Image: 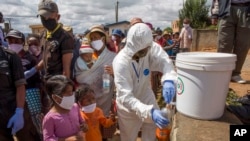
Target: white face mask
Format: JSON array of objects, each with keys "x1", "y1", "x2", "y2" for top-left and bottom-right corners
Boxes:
[
  {"x1": 91, "y1": 39, "x2": 104, "y2": 51},
  {"x1": 183, "y1": 24, "x2": 189, "y2": 28},
  {"x1": 81, "y1": 103, "x2": 96, "y2": 113},
  {"x1": 55, "y1": 94, "x2": 75, "y2": 110},
  {"x1": 9, "y1": 44, "x2": 23, "y2": 53},
  {"x1": 155, "y1": 35, "x2": 161, "y2": 40},
  {"x1": 29, "y1": 45, "x2": 41, "y2": 56}
]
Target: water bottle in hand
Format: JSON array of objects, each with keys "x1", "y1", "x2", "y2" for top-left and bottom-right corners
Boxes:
[{"x1": 103, "y1": 66, "x2": 110, "y2": 94}]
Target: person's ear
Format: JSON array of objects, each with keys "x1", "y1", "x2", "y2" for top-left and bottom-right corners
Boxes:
[
  {"x1": 52, "y1": 94, "x2": 62, "y2": 103},
  {"x1": 57, "y1": 14, "x2": 61, "y2": 21}
]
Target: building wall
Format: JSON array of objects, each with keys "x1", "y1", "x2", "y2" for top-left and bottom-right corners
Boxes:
[
  {"x1": 172, "y1": 20, "x2": 180, "y2": 33},
  {"x1": 191, "y1": 29, "x2": 218, "y2": 51},
  {"x1": 107, "y1": 23, "x2": 130, "y2": 36},
  {"x1": 29, "y1": 24, "x2": 45, "y2": 35}
]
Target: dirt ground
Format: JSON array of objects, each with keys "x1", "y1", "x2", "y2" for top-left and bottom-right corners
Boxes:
[
  {"x1": 227, "y1": 50, "x2": 250, "y2": 97},
  {"x1": 202, "y1": 48, "x2": 250, "y2": 97},
  {"x1": 229, "y1": 71, "x2": 250, "y2": 97}
]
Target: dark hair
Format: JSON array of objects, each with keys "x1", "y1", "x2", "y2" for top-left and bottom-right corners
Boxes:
[
  {"x1": 45, "y1": 75, "x2": 75, "y2": 98},
  {"x1": 27, "y1": 33, "x2": 40, "y2": 41},
  {"x1": 174, "y1": 32, "x2": 180, "y2": 36},
  {"x1": 75, "y1": 83, "x2": 94, "y2": 102}
]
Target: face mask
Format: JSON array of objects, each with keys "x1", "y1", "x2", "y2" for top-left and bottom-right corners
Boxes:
[
  {"x1": 91, "y1": 39, "x2": 104, "y2": 51},
  {"x1": 111, "y1": 35, "x2": 116, "y2": 41},
  {"x1": 9, "y1": 44, "x2": 23, "y2": 53},
  {"x1": 55, "y1": 94, "x2": 75, "y2": 110},
  {"x1": 81, "y1": 103, "x2": 96, "y2": 113},
  {"x1": 41, "y1": 18, "x2": 57, "y2": 31},
  {"x1": 29, "y1": 45, "x2": 41, "y2": 56},
  {"x1": 155, "y1": 35, "x2": 161, "y2": 40},
  {"x1": 133, "y1": 47, "x2": 150, "y2": 60},
  {"x1": 183, "y1": 24, "x2": 189, "y2": 28}
]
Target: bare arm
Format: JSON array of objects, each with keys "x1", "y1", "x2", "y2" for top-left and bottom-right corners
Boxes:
[
  {"x1": 16, "y1": 84, "x2": 26, "y2": 108},
  {"x1": 163, "y1": 42, "x2": 176, "y2": 51},
  {"x1": 211, "y1": 0, "x2": 219, "y2": 25},
  {"x1": 35, "y1": 60, "x2": 44, "y2": 71},
  {"x1": 62, "y1": 53, "x2": 73, "y2": 78},
  {"x1": 58, "y1": 131, "x2": 84, "y2": 141}
]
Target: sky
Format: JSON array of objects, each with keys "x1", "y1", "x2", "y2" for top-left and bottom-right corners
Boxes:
[{"x1": 0, "y1": 0, "x2": 212, "y2": 34}]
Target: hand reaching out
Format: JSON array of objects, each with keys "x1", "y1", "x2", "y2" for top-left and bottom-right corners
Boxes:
[
  {"x1": 109, "y1": 111, "x2": 116, "y2": 122},
  {"x1": 80, "y1": 123, "x2": 88, "y2": 133}
]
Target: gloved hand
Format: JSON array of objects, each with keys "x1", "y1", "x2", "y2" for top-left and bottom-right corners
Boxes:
[
  {"x1": 151, "y1": 108, "x2": 169, "y2": 129},
  {"x1": 162, "y1": 80, "x2": 176, "y2": 104},
  {"x1": 24, "y1": 67, "x2": 37, "y2": 79},
  {"x1": 7, "y1": 108, "x2": 24, "y2": 134}
]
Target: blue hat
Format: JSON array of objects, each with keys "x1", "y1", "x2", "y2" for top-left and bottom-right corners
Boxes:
[{"x1": 112, "y1": 29, "x2": 123, "y2": 37}]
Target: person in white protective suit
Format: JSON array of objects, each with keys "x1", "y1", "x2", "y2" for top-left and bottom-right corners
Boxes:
[{"x1": 113, "y1": 23, "x2": 177, "y2": 141}]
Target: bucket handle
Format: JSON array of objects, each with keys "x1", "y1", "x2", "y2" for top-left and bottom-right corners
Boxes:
[
  {"x1": 177, "y1": 62, "x2": 206, "y2": 70},
  {"x1": 176, "y1": 61, "x2": 235, "y2": 71}
]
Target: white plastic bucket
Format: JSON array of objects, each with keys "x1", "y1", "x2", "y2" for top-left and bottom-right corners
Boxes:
[{"x1": 175, "y1": 52, "x2": 236, "y2": 120}]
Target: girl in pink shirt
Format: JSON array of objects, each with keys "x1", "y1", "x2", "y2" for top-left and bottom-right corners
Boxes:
[{"x1": 42, "y1": 75, "x2": 88, "y2": 141}]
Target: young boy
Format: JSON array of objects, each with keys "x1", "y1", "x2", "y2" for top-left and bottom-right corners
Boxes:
[{"x1": 75, "y1": 84, "x2": 116, "y2": 141}]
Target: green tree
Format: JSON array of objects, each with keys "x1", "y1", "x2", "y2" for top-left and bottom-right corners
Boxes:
[
  {"x1": 163, "y1": 27, "x2": 173, "y2": 34},
  {"x1": 179, "y1": 0, "x2": 210, "y2": 29}
]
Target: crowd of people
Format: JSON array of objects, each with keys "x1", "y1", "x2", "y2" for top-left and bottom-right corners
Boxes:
[{"x1": 0, "y1": 0, "x2": 250, "y2": 141}]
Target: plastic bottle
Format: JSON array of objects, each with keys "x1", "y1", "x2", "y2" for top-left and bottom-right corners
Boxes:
[
  {"x1": 102, "y1": 69, "x2": 110, "y2": 94},
  {"x1": 156, "y1": 106, "x2": 173, "y2": 141}
]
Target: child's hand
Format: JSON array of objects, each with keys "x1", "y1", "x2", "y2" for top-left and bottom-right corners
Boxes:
[
  {"x1": 59, "y1": 132, "x2": 84, "y2": 141},
  {"x1": 80, "y1": 123, "x2": 88, "y2": 133},
  {"x1": 109, "y1": 111, "x2": 116, "y2": 122}
]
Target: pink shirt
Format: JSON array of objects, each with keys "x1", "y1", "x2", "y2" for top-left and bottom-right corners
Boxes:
[{"x1": 43, "y1": 103, "x2": 84, "y2": 141}]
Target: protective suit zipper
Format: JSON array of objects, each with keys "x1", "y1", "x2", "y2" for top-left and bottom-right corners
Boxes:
[{"x1": 132, "y1": 62, "x2": 140, "y2": 82}]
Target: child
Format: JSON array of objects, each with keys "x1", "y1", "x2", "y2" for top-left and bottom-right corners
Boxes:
[
  {"x1": 171, "y1": 32, "x2": 180, "y2": 60},
  {"x1": 75, "y1": 39, "x2": 96, "y2": 75},
  {"x1": 43, "y1": 75, "x2": 88, "y2": 141},
  {"x1": 75, "y1": 84, "x2": 116, "y2": 141}
]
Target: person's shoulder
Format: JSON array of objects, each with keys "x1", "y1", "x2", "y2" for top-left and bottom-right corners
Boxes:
[
  {"x1": 152, "y1": 41, "x2": 162, "y2": 48},
  {"x1": 59, "y1": 27, "x2": 73, "y2": 39},
  {"x1": 95, "y1": 107, "x2": 104, "y2": 114},
  {"x1": 95, "y1": 107, "x2": 102, "y2": 112},
  {"x1": 107, "y1": 48, "x2": 117, "y2": 57},
  {"x1": 2, "y1": 47, "x2": 16, "y2": 55},
  {"x1": 44, "y1": 110, "x2": 60, "y2": 120},
  {"x1": 1, "y1": 47, "x2": 18, "y2": 58}
]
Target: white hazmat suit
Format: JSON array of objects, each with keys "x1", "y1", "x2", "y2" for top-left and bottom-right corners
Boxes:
[{"x1": 113, "y1": 23, "x2": 177, "y2": 141}]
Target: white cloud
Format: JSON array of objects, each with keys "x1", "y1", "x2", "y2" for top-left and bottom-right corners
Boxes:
[{"x1": 0, "y1": 0, "x2": 212, "y2": 33}]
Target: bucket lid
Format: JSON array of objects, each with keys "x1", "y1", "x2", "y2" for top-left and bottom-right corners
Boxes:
[{"x1": 176, "y1": 52, "x2": 236, "y2": 63}]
